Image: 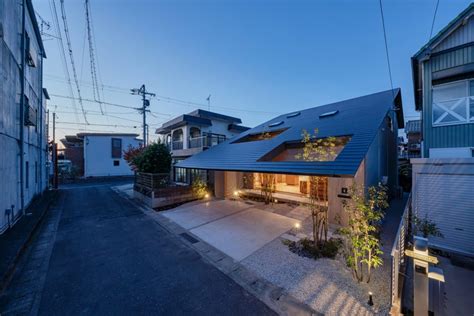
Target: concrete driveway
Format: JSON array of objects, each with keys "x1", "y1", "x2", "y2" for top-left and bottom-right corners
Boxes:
[{"x1": 163, "y1": 200, "x2": 299, "y2": 261}]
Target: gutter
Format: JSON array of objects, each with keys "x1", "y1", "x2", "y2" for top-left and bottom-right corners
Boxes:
[{"x1": 19, "y1": 0, "x2": 26, "y2": 216}]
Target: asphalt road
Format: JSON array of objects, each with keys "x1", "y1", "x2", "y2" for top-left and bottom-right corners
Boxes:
[{"x1": 2, "y1": 180, "x2": 275, "y2": 315}]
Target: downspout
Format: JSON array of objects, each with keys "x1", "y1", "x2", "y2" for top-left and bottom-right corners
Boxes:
[
  {"x1": 39, "y1": 51, "x2": 43, "y2": 195},
  {"x1": 19, "y1": 0, "x2": 26, "y2": 216}
]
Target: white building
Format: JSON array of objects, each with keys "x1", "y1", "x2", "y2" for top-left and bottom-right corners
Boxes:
[
  {"x1": 62, "y1": 133, "x2": 142, "y2": 178},
  {"x1": 155, "y1": 109, "x2": 249, "y2": 183},
  {"x1": 0, "y1": 0, "x2": 48, "y2": 234}
]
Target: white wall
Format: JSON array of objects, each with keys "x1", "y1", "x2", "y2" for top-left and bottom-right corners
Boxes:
[
  {"x1": 429, "y1": 147, "x2": 473, "y2": 158},
  {"x1": 84, "y1": 135, "x2": 141, "y2": 177}
]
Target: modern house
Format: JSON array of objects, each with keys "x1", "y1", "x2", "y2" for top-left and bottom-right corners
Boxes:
[
  {"x1": 0, "y1": 0, "x2": 48, "y2": 234},
  {"x1": 178, "y1": 89, "x2": 403, "y2": 226},
  {"x1": 411, "y1": 4, "x2": 474, "y2": 256},
  {"x1": 61, "y1": 133, "x2": 142, "y2": 178},
  {"x1": 156, "y1": 109, "x2": 249, "y2": 183},
  {"x1": 404, "y1": 120, "x2": 421, "y2": 158}
]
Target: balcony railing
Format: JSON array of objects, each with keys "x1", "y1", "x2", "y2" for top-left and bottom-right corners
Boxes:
[
  {"x1": 189, "y1": 135, "x2": 226, "y2": 149},
  {"x1": 433, "y1": 96, "x2": 474, "y2": 126},
  {"x1": 172, "y1": 141, "x2": 183, "y2": 150}
]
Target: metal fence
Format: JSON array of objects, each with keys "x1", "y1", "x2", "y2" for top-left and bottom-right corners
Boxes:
[{"x1": 390, "y1": 193, "x2": 412, "y2": 315}]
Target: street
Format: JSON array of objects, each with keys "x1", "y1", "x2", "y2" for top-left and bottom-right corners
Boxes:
[{"x1": 0, "y1": 180, "x2": 274, "y2": 315}]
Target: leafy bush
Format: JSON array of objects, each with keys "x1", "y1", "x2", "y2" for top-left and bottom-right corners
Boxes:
[
  {"x1": 192, "y1": 178, "x2": 208, "y2": 199},
  {"x1": 413, "y1": 214, "x2": 444, "y2": 238},
  {"x1": 124, "y1": 142, "x2": 171, "y2": 174}
]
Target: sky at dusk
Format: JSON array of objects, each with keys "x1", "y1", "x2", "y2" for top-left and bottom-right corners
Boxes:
[{"x1": 33, "y1": 0, "x2": 473, "y2": 142}]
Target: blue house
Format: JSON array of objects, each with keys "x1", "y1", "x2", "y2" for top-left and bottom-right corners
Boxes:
[
  {"x1": 411, "y1": 4, "x2": 474, "y2": 256},
  {"x1": 412, "y1": 3, "x2": 474, "y2": 158},
  {"x1": 178, "y1": 89, "x2": 403, "y2": 226}
]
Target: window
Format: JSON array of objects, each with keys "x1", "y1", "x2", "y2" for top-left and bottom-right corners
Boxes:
[
  {"x1": 111, "y1": 138, "x2": 122, "y2": 158},
  {"x1": 232, "y1": 128, "x2": 288, "y2": 144},
  {"x1": 113, "y1": 160, "x2": 120, "y2": 166},
  {"x1": 432, "y1": 80, "x2": 474, "y2": 126}
]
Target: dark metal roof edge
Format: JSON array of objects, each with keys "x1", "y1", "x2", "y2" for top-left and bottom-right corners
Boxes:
[{"x1": 189, "y1": 109, "x2": 242, "y2": 124}]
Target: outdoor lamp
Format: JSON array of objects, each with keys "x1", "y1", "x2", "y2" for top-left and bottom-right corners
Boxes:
[
  {"x1": 368, "y1": 292, "x2": 374, "y2": 306},
  {"x1": 233, "y1": 190, "x2": 239, "y2": 197},
  {"x1": 204, "y1": 193, "x2": 210, "y2": 199},
  {"x1": 294, "y1": 223, "x2": 301, "y2": 229}
]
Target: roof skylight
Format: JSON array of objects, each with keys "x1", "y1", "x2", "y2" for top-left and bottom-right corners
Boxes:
[
  {"x1": 286, "y1": 112, "x2": 300, "y2": 118},
  {"x1": 319, "y1": 110, "x2": 339, "y2": 118},
  {"x1": 268, "y1": 121, "x2": 284, "y2": 127}
]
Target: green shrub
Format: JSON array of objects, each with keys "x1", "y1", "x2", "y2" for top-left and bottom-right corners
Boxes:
[
  {"x1": 192, "y1": 178, "x2": 208, "y2": 199},
  {"x1": 290, "y1": 237, "x2": 342, "y2": 259},
  {"x1": 133, "y1": 142, "x2": 171, "y2": 174}
]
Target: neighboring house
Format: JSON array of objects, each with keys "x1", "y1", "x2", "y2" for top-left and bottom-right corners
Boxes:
[
  {"x1": 156, "y1": 109, "x2": 250, "y2": 183},
  {"x1": 411, "y1": 4, "x2": 474, "y2": 256},
  {"x1": 178, "y1": 89, "x2": 404, "y2": 226},
  {"x1": 404, "y1": 120, "x2": 421, "y2": 158},
  {"x1": 61, "y1": 133, "x2": 142, "y2": 178},
  {"x1": 0, "y1": 0, "x2": 48, "y2": 234}
]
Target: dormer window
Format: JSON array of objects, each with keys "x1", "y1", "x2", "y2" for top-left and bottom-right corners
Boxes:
[{"x1": 319, "y1": 110, "x2": 338, "y2": 118}]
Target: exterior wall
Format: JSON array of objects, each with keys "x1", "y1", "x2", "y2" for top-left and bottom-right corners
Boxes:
[
  {"x1": 328, "y1": 160, "x2": 365, "y2": 227},
  {"x1": 411, "y1": 158, "x2": 474, "y2": 255},
  {"x1": 432, "y1": 17, "x2": 474, "y2": 53},
  {"x1": 422, "y1": 45, "x2": 474, "y2": 157},
  {"x1": 83, "y1": 136, "x2": 140, "y2": 177},
  {"x1": 364, "y1": 112, "x2": 399, "y2": 194},
  {"x1": 0, "y1": 0, "x2": 47, "y2": 234}
]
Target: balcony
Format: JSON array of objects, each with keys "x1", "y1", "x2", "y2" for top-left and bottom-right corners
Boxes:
[
  {"x1": 172, "y1": 141, "x2": 183, "y2": 150},
  {"x1": 189, "y1": 134, "x2": 226, "y2": 149}
]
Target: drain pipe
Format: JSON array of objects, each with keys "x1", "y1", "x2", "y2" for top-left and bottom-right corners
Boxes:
[{"x1": 19, "y1": 0, "x2": 26, "y2": 216}]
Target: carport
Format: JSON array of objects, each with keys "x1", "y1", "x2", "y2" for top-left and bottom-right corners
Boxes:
[{"x1": 162, "y1": 200, "x2": 299, "y2": 261}]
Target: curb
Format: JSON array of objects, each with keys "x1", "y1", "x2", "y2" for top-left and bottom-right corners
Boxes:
[
  {"x1": 0, "y1": 190, "x2": 59, "y2": 295},
  {"x1": 112, "y1": 187, "x2": 320, "y2": 316}
]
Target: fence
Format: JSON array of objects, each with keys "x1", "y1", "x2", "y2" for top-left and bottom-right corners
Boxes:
[
  {"x1": 134, "y1": 172, "x2": 170, "y2": 196},
  {"x1": 390, "y1": 192, "x2": 412, "y2": 315}
]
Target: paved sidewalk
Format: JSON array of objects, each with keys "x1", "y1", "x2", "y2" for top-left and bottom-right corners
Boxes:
[{"x1": 0, "y1": 190, "x2": 58, "y2": 294}]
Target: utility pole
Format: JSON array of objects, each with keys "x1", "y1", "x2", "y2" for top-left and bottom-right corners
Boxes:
[
  {"x1": 207, "y1": 94, "x2": 211, "y2": 111},
  {"x1": 52, "y1": 112, "x2": 58, "y2": 189},
  {"x1": 131, "y1": 84, "x2": 155, "y2": 146}
]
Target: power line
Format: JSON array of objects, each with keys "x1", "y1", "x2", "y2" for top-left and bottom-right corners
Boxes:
[
  {"x1": 50, "y1": 93, "x2": 137, "y2": 109},
  {"x1": 57, "y1": 121, "x2": 138, "y2": 128},
  {"x1": 378, "y1": 0, "x2": 395, "y2": 97},
  {"x1": 49, "y1": 0, "x2": 80, "y2": 123},
  {"x1": 429, "y1": 0, "x2": 440, "y2": 40},
  {"x1": 85, "y1": 0, "x2": 104, "y2": 113},
  {"x1": 58, "y1": 0, "x2": 89, "y2": 123}
]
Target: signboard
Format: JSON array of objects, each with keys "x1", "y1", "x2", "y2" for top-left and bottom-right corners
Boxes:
[{"x1": 405, "y1": 250, "x2": 439, "y2": 264}]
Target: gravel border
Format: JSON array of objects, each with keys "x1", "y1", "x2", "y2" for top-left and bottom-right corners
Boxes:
[{"x1": 241, "y1": 214, "x2": 391, "y2": 316}]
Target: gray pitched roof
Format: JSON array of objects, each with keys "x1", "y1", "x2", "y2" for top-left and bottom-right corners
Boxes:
[
  {"x1": 177, "y1": 89, "x2": 403, "y2": 177},
  {"x1": 405, "y1": 120, "x2": 421, "y2": 134}
]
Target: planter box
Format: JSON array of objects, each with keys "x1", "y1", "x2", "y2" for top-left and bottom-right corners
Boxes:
[{"x1": 133, "y1": 172, "x2": 194, "y2": 208}]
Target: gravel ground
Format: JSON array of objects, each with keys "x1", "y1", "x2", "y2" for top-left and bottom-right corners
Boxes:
[{"x1": 241, "y1": 215, "x2": 391, "y2": 316}]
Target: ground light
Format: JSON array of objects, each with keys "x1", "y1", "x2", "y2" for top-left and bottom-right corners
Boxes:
[
  {"x1": 204, "y1": 193, "x2": 210, "y2": 199},
  {"x1": 368, "y1": 292, "x2": 374, "y2": 306},
  {"x1": 294, "y1": 222, "x2": 301, "y2": 229},
  {"x1": 233, "y1": 190, "x2": 239, "y2": 197}
]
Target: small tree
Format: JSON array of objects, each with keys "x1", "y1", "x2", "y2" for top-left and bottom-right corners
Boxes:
[
  {"x1": 340, "y1": 183, "x2": 388, "y2": 283},
  {"x1": 295, "y1": 129, "x2": 338, "y2": 247},
  {"x1": 192, "y1": 178, "x2": 208, "y2": 199},
  {"x1": 124, "y1": 142, "x2": 171, "y2": 174},
  {"x1": 260, "y1": 173, "x2": 275, "y2": 204}
]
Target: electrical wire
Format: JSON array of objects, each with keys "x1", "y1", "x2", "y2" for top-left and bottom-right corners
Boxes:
[
  {"x1": 378, "y1": 0, "x2": 395, "y2": 98},
  {"x1": 49, "y1": 0, "x2": 80, "y2": 123},
  {"x1": 58, "y1": 0, "x2": 89, "y2": 123},
  {"x1": 429, "y1": 0, "x2": 440, "y2": 40}
]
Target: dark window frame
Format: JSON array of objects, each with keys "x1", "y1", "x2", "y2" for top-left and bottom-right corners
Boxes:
[{"x1": 111, "y1": 138, "x2": 122, "y2": 158}]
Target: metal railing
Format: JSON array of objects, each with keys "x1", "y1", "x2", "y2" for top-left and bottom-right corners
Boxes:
[
  {"x1": 172, "y1": 141, "x2": 183, "y2": 150},
  {"x1": 390, "y1": 193, "x2": 412, "y2": 315},
  {"x1": 188, "y1": 135, "x2": 226, "y2": 149}
]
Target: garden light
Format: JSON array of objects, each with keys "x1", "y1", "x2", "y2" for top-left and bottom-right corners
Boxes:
[
  {"x1": 294, "y1": 222, "x2": 300, "y2": 229},
  {"x1": 233, "y1": 190, "x2": 239, "y2": 197},
  {"x1": 204, "y1": 193, "x2": 210, "y2": 199},
  {"x1": 368, "y1": 292, "x2": 374, "y2": 306}
]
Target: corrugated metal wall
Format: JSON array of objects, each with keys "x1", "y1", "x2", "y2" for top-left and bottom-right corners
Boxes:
[
  {"x1": 422, "y1": 42, "x2": 474, "y2": 157},
  {"x1": 432, "y1": 17, "x2": 474, "y2": 53},
  {"x1": 413, "y1": 166, "x2": 474, "y2": 256}
]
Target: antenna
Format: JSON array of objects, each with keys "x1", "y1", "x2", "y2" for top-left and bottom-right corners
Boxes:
[{"x1": 206, "y1": 94, "x2": 211, "y2": 111}]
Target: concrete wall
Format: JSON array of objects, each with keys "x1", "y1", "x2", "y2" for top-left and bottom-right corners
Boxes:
[
  {"x1": 0, "y1": 0, "x2": 47, "y2": 234},
  {"x1": 83, "y1": 135, "x2": 140, "y2": 177}
]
